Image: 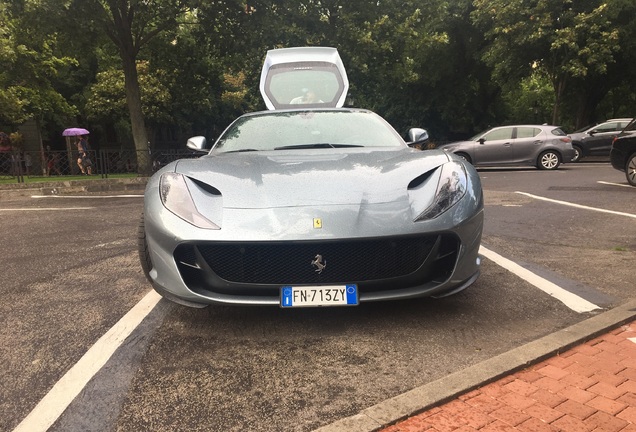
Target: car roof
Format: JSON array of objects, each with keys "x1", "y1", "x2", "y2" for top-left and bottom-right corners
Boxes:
[
  {"x1": 240, "y1": 107, "x2": 371, "y2": 116},
  {"x1": 489, "y1": 124, "x2": 561, "y2": 129},
  {"x1": 259, "y1": 47, "x2": 349, "y2": 110}
]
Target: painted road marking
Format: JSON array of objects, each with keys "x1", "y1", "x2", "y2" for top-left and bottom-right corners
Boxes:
[
  {"x1": 0, "y1": 207, "x2": 95, "y2": 211},
  {"x1": 516, "y1": 191, "x2": 636, "y2": 219},
  {"x1": 479, "y1": 246, "x2": 601, "y2": 313},
  {"x1": 597, "y1": 181, "x2": 634, "y2": 188},
  {"x1": 12, "y1": 290, "x2": 162, "y2": 432},
  {"x1": 31, "y1": 195, "x2": 143, "y2": 198}
]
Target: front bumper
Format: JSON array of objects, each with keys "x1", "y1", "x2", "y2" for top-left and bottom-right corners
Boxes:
[{"x1": 144, "y1": 206, "x2": 484, "y2": 307}]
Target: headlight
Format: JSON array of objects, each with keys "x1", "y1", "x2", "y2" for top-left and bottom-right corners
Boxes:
[
  {"x1": 159, "y1": 172, "x2": 220, "y2": 229},
  {"x1": 416, "y1": 161, "x2": 467, "y2": 220}
]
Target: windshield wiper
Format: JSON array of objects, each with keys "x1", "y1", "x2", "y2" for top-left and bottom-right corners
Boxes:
[
  {"x1": 275, "y1": 143, "x2": 334, "y2": 150},
  {"x1": 274, "y1": 143, "x2": 363, "y2": 150},
  {"x1": 224, "y1": 148, "x2": 259, "y2": 153}
]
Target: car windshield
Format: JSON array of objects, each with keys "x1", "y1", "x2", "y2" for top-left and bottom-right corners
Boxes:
[
  {"x1": 623, "y1": 118, "x2": 636, "y2": 132},
  {"x1": 212, "y1": 110, "x2": 405, "y2": 152},
  {"x1": 469, "y1": 129, "x2": 489, "y2": 141},
  {"x1": 573, "y1": 124, "x2": 595, "y2": 133}
]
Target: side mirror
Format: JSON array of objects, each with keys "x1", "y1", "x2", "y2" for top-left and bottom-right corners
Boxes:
[
  {"x1": 187, "y1": 136, "x2": 208, "y2": 152},
  {"x1": 407, "y1": 128, "x2": 429, "y2": 147},
  {"x1": 478, "y1": 138, "x2": 486, "y2": 144}
]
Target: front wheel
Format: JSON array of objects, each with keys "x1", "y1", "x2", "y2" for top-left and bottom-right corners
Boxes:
[
  {"x1": 538, "y1": 150, "x2": 561, "y2": 170},
  {"x1": 571, "y1": 145, "x2": 582, "y2": 162},
  {"x1": 627, "y1": 153, "x2": 636, "y2": 186}
]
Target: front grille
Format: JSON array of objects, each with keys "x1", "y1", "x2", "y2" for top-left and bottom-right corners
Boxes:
[{"x1": 174, "y1": 235, "x2": 456, "y2": 288}]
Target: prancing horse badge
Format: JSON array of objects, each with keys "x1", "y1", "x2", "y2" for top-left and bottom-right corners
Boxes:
[
  {"x1": 312, "y1": 254, "x2": 326, "y2": 273},
  {"x1": 313, "y1": 218, "x2": 322, "y2": 229}
]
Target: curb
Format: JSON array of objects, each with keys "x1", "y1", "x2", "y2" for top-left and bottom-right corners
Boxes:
[
  {"x1": 312, "y1": 299, "x2": 636, "y2": 432},
  {"x1": 0, "y1": 177, "x2": 148, "y2": 199}
]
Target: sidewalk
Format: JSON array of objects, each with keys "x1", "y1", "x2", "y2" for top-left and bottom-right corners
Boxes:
[
  {"x1": 0, "y1": 176, "x2": 147, "y2": 199},
  {"x1": 382, "y1": 319, "x2": 636, "y2": 432},
  {"x1": 314, "y1": 301, "x2": 636, "y2": 432}
]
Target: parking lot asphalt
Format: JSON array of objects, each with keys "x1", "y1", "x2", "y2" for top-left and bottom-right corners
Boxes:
[{"x1": 2, "y1": 174, "x2": 635, "y2": 432}]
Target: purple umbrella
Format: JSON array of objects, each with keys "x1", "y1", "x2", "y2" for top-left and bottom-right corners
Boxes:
[{"x1": 62, "y1": 128, "x2": 90, "y2": 136}]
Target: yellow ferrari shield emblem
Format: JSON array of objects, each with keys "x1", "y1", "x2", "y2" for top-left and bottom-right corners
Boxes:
[{"x1": 313, "y1": 218, "x2": 322, "y2": 229}]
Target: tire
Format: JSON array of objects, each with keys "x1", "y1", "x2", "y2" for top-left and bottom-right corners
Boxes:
[
  {"x1": 138, "y1": 213, "x2": 153, "y2": 283},
  {"x1": 627, "y1": 153, "x2": 636, "y2": 186},
  {"x1": 455, "y1": 152, "x2": 472, "y2": 164},
  {"x1": 571, "y1": 145, "x2": 582, "y2": 163},
  {"x1": 537, "y1": 150, "x2": 560, "y2": 170}
]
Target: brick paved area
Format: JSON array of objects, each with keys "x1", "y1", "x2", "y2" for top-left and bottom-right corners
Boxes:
[{"x1": 381, "y1": 320, "x2": 636, "y2": 432}]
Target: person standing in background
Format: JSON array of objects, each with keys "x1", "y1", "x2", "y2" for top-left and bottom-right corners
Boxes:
[{"x1": 76, "y1": 135, "x2": 93, "y2": 175}]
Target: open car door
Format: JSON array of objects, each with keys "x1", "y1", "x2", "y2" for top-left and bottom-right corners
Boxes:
[{"x1": 259, "y1": 47, "x2": 349, "y2": 110}]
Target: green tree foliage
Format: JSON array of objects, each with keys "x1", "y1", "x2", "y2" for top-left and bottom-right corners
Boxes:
[
  {"x1": 0, "y1": 0, "x2": 77, "y2": 129},
  {"x1": 3, "y1": 0, "x2": 636, "y2": 148},
  {"x1": 192, "y1": 0, "x2": 500, "y2": 140},
  {"x1": 472, "y1": 0, "x2": 631, "y2": 128},
  {"x1": 65, "y1": 0, "x2": 193, "y2": 173},
  {"x1": 347, "y1": 0, "x2": 500, "y2": 139},
  {"x1": 144, "y1": 10, "x2": 233, "y2": 138},
  {"x1": 502, "y1": 70, "x2": 555, "y2": 125},
  {"x1": 85, "y1": 61, "x2": 172, "y2": 145}
]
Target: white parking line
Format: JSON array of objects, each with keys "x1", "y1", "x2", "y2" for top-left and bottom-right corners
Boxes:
[
  {"x1": 0, "y1": 207, "x2": 95, "y2": 211},
  {"x1": 31, "y1": 195, "x2": 143, "y2": 198},
  {"x1": 12, "y1": 290, "x2": 162, "y2": 432},
  {"x1": 479, "y1": 246, "x2": 601, "y2": 313},
  {"x1": 597, "y1": 180, "x2": 633, "y2": 188},
  {"x1": 516, "y1": 191, "x2": 636, "y2": 219}
]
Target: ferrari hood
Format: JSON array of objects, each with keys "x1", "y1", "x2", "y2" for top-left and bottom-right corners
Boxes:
[{"x1": 174, "y1": 149, "x2": 451, "y2": 209}]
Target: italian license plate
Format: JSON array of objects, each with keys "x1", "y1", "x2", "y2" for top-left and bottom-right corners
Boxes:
[{"x1": 280, "y1": 285, "x2": 358, "y2": 307}]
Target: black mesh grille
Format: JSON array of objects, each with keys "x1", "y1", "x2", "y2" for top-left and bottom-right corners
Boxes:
[{"x1": 178, "y1": 236, "x2": 439, "y2": 285}]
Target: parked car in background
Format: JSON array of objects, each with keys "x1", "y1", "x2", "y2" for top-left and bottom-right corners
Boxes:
[
  {"x1": 139, "y1": 47, "x2": 484, "y2": 308},
  {"x1": 568, "y1": 118, "x2": 632, "y2": 162},
  {"x1": 610, "y1": 118, "x2": 636, "y2": 186},
  {"x1": 437, "y1": 125, "x2": 574, "y2": 170}
]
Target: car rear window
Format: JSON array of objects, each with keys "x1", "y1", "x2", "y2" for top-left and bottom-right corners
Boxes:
[
  {"x1": 263, "y1": 62, "x2": 345, "y2": 108},
  {"x1": 550, "y1": 128, "x2": 567, "y2": 136}
]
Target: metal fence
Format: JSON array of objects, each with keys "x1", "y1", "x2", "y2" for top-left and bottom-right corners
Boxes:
[{"x1": 0, "y1": 149, "x2": 201, "y2": 183}]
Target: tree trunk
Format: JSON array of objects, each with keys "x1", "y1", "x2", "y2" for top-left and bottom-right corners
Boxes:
[
  {"x1": 120, "y1": 48, "x2": 151, "y2": 175},
  {"x1": 574, "y1": 80, "x2": 608, "y2": 129},
  {"x1": 551, "y1": 75, "x2": 567, "y2": 126}
]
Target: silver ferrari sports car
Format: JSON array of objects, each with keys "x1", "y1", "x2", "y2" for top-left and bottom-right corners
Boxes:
[{"x1": 139, "y1": 47, "x2": 484, "y2": 308}]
